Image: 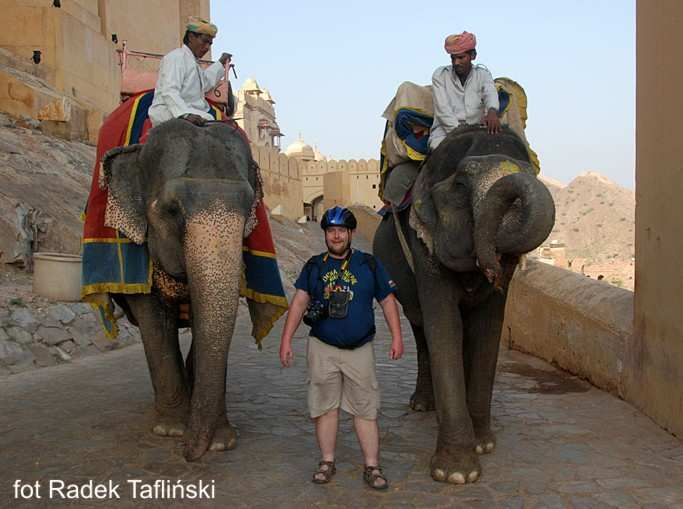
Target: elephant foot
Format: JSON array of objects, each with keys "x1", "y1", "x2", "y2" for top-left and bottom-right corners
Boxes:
[
  {"x1": 473, "y1": 426, "x2": 496, "y2": 455},
  {"x1": 183, "y1": 430, "x2": 211, "y2": 462},
  {"x1": 410, "y1": 388, "x2": 435, "y2": 412},
  {"x1": 430, "y1": 444, "x2": 481, "y2": 485},
  {"x1": 183, "y1": 417, "x2": 237, "y2": 461},
  {"x1": 152, "y1": 412, "x2": 187, "y2": 438},
  {"x1": 209, "y1": 418, "x2": 238, "y2": 452}
]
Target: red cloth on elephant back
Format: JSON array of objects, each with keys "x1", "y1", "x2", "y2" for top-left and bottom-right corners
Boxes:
[{"x1": 81, "y1": 90, "x2": 287, "y2": 344}]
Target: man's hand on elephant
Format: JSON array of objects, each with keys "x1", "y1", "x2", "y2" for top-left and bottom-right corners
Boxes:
[
  {"x1": 181, "y1": 113, "x2": 206, "y2": 126},
  {"x1": 485, "y1": 109, "x2": 501, "y2": 135},
  {"x1": 280, "y1": 339, "x2": 294, "y2": 367},
  {"x1": 389, "y1": 337, "x2": 404, "y2": 360}
]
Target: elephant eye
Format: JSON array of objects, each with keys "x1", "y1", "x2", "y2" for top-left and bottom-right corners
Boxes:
[
  {"x1": 454, "y1": 180, "x2": 468, "y2": 191},
  {"x1": 165, "y1": 201, "x2": 181, "y2": 215},
  {"x1": 152, "y1": 198, "x2": 179, "y2": 216}
]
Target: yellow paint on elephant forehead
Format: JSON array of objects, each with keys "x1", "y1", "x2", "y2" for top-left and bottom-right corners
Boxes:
[{"x1": 498, "y1": 161, "x2": 521, "y2": 174}]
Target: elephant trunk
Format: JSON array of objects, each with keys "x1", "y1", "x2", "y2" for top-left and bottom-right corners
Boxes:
[
  {"x1": 474, "y1": 172, "x2": 555, "y2": 284},
  {"x1": 182, "y1": 202, "x2": 245, "y2": 461}
]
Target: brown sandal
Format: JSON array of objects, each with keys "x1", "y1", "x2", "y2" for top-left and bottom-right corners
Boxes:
[
  {"x1": 312, "y1": 460, "x2": 336, "y2": 484},
  {"x1": 363, "y1": 465, "x2": 389, "y2": 490}
]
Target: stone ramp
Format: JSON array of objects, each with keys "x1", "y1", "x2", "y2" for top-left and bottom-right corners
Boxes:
[{"x1": 1, "y1": 312, "x2": 682, "y2": 509}]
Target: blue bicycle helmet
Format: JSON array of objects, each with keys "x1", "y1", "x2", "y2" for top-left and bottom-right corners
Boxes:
[{"x1": 320, "y1": 206, "x2": 357, "y2": 230}]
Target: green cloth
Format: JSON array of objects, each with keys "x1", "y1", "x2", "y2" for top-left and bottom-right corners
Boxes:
[{"x1": 186, "y1": 16, "x2": 217, "y2": 37}]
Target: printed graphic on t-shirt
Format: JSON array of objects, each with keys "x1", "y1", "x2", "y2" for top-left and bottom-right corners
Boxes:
[{"x1": 322, "y1": 267, "x2": 358, "y2": 301}]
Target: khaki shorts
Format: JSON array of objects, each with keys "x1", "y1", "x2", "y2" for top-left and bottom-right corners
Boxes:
[{"x1": 307, "y1": 337, "x2": 380, "y2": 420}]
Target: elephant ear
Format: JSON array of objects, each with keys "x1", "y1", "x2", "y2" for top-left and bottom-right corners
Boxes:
[
  {"x1": 409, "y1": 160, "x2": 437, "y2": 254},
  {"x1": 101, "y1": 145, "x2": 147, "y2": 244}
]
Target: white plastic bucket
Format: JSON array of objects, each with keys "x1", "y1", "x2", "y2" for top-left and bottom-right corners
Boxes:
[{"x1": 32, "y1": 252, "x2": 82, "y2": 302}]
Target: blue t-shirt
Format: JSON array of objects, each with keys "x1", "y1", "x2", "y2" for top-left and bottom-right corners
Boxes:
[{"x1": 294, "y1": 250, "x2": 397, "y2": 349}]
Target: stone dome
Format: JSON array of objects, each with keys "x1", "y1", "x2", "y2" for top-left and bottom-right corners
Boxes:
[
  {"x1": 285, "y1": 136, "x2": 315, "y2": 160},
  {"x1": 240, "y1": 77, "x2": 261, "y2": 95}
]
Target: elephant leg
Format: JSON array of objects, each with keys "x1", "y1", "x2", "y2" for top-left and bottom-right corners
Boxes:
[
  {"x1": 190, "y1": 335, "x2": 236, "y2": 452},
  {"x1": 409, "y1": 322, "x2": 435, "y2": 412},
  {"x1": 208, "y1": 374, "x2": 238, "y2": 452},
  {"x1": 183, "y1": 301, "x2": 236, "y2": 453},
  {"x1": 125, "y1": 293, "x2": 189, "y2": 437},
  {"x1": 185, "y1": 340, "x2": 195, "y2": 394},
  {"x1": 462, "y1": 290, "x2": 505, "y2": 455},
  {"x1": 416, "y1": 261, "x2": 480, "y2": 484}
]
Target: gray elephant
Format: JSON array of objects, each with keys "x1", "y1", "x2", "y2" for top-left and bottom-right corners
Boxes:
[
  {"x1": 373, "y1": 125, "x2": 555, "y2": 483},
  {"x1": 102, "y1": 119, "x2": 259, "y2": 461}
]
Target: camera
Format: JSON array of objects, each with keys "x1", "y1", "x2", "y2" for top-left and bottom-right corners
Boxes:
[
  {"x1": 328, "y1": 290, "x2": 350, "y2": 319},
  {"x1": 303, "y1": 300, "x2": 327, "y2": 326}
]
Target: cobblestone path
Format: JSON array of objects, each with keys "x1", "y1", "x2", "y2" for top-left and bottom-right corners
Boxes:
[{"x1": 1, "y1": 308, "x2": 683, "y2": 509}]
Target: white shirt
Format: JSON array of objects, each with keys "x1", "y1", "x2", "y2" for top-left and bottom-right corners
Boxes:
[
  {"x1": 148, "y1": 45, "x2": 225, "y2": 126},
  {"x1": 429, "y1": 64, "x2": 499, "y2": 150}
]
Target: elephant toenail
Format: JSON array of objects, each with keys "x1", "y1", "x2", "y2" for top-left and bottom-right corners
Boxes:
[
  {"x1": 448, "y1": 472, "x2": 466, "y2": 484},
  {"x1": 485, "y1": 442, "x2": 494, "y2": 452},
  {"x1": 226, "y1": 438, "x2": 237, "y2": 450},
  {"x1": 153, "y1": 425, "x2": 167, "y2": 435},
  {"x1": 475, "y1": 444, "x2": 484, "y2": 454},
  {"x1": 468, "y1": 471, "x2": 480, "y2": 483},
  {"x1": 432, "y1": 468, "x2": 447, "y2": 481},
  {"x1": 209, "y1": 442, "x2": 224, "y2": 451}
]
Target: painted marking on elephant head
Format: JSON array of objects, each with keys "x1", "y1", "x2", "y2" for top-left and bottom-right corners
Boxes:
[{"x1": 496, "y1": 160, "x2": 522, "y2": 175}]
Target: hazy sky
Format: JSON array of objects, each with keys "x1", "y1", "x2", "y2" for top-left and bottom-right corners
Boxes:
[{"x1": 212, "y1": 1, "x2": 635, "y2": 188}]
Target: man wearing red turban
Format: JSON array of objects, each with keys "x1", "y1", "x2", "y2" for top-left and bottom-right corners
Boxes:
[{"x1": 429, "y1": 31, "x2": 501, "y2": 149}]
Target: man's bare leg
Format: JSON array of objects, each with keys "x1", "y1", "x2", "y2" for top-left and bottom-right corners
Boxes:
[
  {"x1": 313, "y1": 409, "x2": 339, "y2": 482},
  {"x1": 354, "y1": 416, "x2": 387, "y2": 488},
  {"x1": 353, "y1": 416, "x2": 379, "y2": 465}
]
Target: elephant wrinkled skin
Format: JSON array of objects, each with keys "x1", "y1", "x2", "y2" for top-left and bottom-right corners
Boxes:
[
  {"x1": 373, "y1": 125, "x2": 555, "y2": 483},
  {"x1": 102, "y1": 119, "x2": 258, "y2": 461}
]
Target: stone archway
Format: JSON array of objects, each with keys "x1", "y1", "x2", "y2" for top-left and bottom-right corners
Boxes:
[
  {"x1": 312, "y1": 196, "x2": 325, "y2": 222},
  {"x1": 304, "y1": 194, "x2": 324, "y2": 222}
]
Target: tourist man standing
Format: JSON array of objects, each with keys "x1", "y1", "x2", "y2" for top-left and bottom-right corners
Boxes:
[
  {"x1": 430, "y1": 31, "x2": 501, "y2": 150},
  {"x1": 149, "y1": 16, "x2": 231, "y2": 126},
  {"x1": 279, "y1": 206, "x2": 404, "y2": 490}
]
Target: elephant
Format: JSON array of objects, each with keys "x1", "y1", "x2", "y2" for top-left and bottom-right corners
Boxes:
[
  {"x1": 101, "y1": 118, "x2": 259, "y2": 461},
  {"x1": 373, "y1": 125, "x2": 555, "y2": 483}
]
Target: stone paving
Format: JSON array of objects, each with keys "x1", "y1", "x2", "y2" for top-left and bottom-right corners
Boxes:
[{"x1": 1, "y1": 304, "x2": 683, "y2": 509}]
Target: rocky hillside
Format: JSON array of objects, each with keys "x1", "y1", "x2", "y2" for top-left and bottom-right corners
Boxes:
[
  {"x1": 542, "y1": 172, "x2": 635, "y2": 262},
  {"x1": 0, "y1": 113, "x2": 94, "y2": 265}
]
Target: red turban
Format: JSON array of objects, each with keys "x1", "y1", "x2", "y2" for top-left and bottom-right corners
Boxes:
[{"x1": 444, "y1": 32, "x2": 477, "y2": 55}]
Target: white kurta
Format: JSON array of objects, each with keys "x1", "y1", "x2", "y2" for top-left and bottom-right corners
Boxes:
[
  {"x1": 148, "y1": 45, "x2": 225, "y2": 126},
  {"x1": 429, "y1": 64, "x2": 499, "y2": 150}
]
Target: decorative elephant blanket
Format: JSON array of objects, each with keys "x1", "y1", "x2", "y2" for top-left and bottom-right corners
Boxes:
[{"x1": 81, "y1": 90, "x2": 288, "y2": 344}]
